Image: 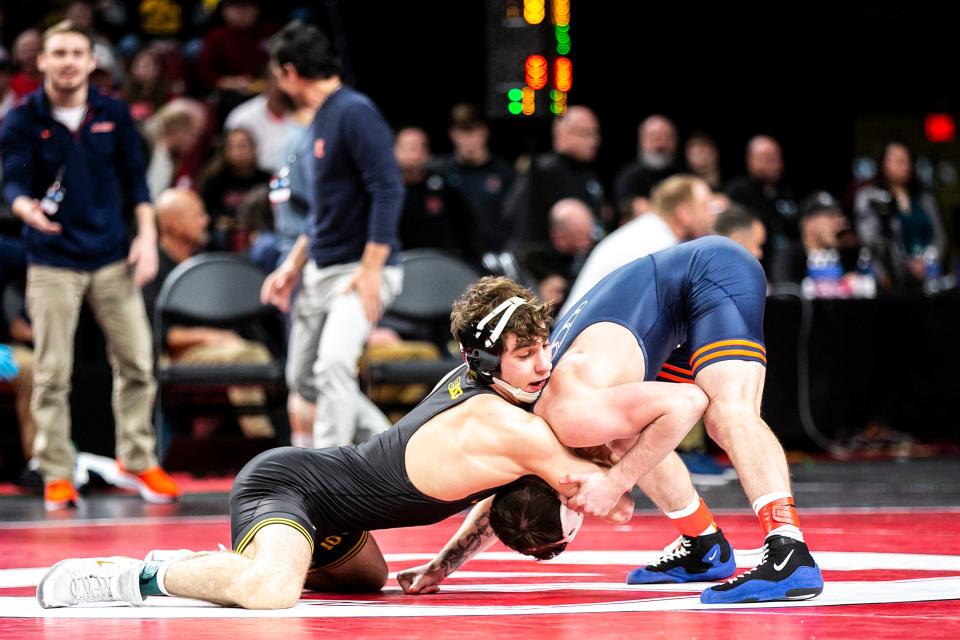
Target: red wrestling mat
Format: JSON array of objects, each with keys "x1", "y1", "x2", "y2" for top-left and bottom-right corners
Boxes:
[{"x1": 1, "y1": 509, "x2": 959, "y2": 639}]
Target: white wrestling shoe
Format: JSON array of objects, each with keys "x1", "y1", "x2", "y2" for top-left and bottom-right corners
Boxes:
[
  {"x1": 143, "y1": 549, "x2": 195, "y2": 563},
  {"x1": 37, "y1": 557, "x2": 144, "y2": 608}
]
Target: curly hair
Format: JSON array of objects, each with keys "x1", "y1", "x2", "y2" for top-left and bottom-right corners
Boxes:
[{"x1": 449, "y1": 276, "x2": 554, "y2": 352}]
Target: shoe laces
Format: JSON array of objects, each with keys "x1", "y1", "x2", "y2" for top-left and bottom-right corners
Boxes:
[
  {"x1": 722, "y1": 542, "x2": 770, "y2": 585},
  {"x1": 650, "y1": 536, "x2": 692, "y2": 567},
  {"x1": 68, "y1": 571, "x2": 115, "y2": 604}
]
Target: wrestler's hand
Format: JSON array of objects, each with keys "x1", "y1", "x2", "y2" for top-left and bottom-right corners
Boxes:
[
  {"x1": 603, "y1": 491, "x2": 635, "y2": 524},
  {"x1": 560, "y1": 471, "x2": 626, "y2": 517},
  {"x1": 396, "y1": 562, "x2": 446, "y2": 595}
]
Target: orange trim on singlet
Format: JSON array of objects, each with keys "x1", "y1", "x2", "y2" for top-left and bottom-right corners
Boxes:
[
  {"x1": 692, "y1": 349, "x2": 767, "y2": 371},
  {"x1": 690, "y1": 339, "x2": 766, "y2": 365},
  {"x1": 657, "y1": 371, "x2": 696, "y2": 384},
  {"x1": 661, "y1": 363, "x2": 694, "y2": 375}
]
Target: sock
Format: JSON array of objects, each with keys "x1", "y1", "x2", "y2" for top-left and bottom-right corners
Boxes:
[
  {"x1": 753, "y1": 492, "x2": 803, "y2": 542},
  {"x1": 665, "y1": 495, "x2": 717, "y2": 537},
  {"x1": 139, "y1": 560, "x2": 172, "y2": 597}
]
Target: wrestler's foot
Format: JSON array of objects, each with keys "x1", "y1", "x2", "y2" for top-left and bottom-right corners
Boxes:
[
  {"x1": 700, "y1": 535, "x2": 823, "y2": 604},
  {"x1": 627, "y1": 529, "x2": 736, "y2": 584},
  {"x1": 37, "y1": 557, "x2": 144, "y2": 608}
]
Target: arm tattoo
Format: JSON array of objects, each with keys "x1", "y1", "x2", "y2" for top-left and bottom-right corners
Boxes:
[{"x1": 436, "y1": 511, "x2": 493, "y2": 575}]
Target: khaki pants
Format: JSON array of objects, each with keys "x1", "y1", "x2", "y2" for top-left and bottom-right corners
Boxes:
[
  {"x1": 172, "y1": 339, "x2": 275, "y2": 437},
  {"x1": 27, "y1": 261, "x2": 158, "y2": 481}
]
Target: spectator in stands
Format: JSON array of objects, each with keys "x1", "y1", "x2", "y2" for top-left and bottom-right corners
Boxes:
[
  {"x1": 258, "y1": 23, "x2": 403, "y2": 450},
  {"x1": 432, "y1": 103, "x2": 516, "y2": 257},
  {"x1": 766, "y1": 191, "x2": 848, "y2": 285},
  {"x1": 237, "y1": 185, "x2": 281, "y2": 273},
  {"x1": 685, "y1": 132, "x2": 722, "y2": 190},
  {"x1": 853, "y1": 141, "x2": 946, "y2": 293},
  {"x1": 143, "y1": 98, "x2": 206, "y2": 199},
  {"x1": 724, "y1": 135, "x2": 799, "y2": 270},
  {"x1": 613, "y1": 114, "x2": 683, "y2": 223},
  {"x1": 516, "y1": 197, "x2": 597, "y2": 308},
  {"x1": 395, "y1": 126, "x2": 472, "y2": 258},
  {"x1": 199, "y1": 0, "x2": 278, "y2": 124},
  {"x1": 269, "y1": 103, "x2": 316, "y2": 265},
  {"x1": 502, "y1": 105, "x2": 607, "y2": 247},
  {"x1": 123, "y1": 47, "x2": 174, "y2": 123},
  {"x1": 560, "y1": 175, "x2": 715, "y2": 316},
  {"x1": 198, "y1": 127, "x2": 271, "y2": 251},
  {"x1": 224, "y1": 76, "x2": 297, "y2": 173},
  {"x1": 713, "y1": 204, "x2": 766, "y2": 260},
  {"x1": 9, "y1": 28, "x2": 41, "y2": 100},
  {"x1": 142, "y1": 188, "x2": 275, "y2": 439},
  {"x1": 1, "y1": 20, "x2": 178, "y2": 510}
]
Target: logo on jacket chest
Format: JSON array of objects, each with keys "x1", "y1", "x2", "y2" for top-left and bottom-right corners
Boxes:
[{"x1": 314, "y1": 139, "x2": 326, "y2": 159}]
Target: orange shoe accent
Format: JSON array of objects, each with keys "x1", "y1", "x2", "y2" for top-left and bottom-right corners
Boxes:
[
  {"x1": 118, "y1": 464, "x2": 180, "y2": 503},
  {"x1": 670, "y1": 498, "x2": 717, "y2": 537},
  {"x1": 44, "y1": 479, "x2": 79, "y2": 511},
  {"x1": 757, "y1": 496, "x2": 800, "y2": 535}
]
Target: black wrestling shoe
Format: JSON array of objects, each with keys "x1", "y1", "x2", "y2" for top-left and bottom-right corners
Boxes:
[
  {"x1": 700, "y1": 534, "x2": 823, "y2": 604},
  {"x1": 627, "y1": 529, "x2": 735, "y2": 584}
]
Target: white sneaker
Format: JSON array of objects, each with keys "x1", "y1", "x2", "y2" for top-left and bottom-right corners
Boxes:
[{"x1": 36, "y1": 557, "x2": 144, "y2": 608}]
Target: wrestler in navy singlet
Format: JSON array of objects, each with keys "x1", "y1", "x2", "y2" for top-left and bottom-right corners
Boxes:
[
  {"x1": 230, "y1": 364, "x2": 500, "y2": 569},
  {"x1": 549, "y1": 236, "x2": 767, "y2": 380}
]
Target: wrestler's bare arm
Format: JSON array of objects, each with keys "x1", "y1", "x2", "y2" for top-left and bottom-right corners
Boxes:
[{"x1": 396, "y1": 496, "x2": 497, "y2": 595}]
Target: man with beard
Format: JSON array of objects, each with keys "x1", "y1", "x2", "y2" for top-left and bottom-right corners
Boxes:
[
  {"x1": 613, "y1": 115, "x2": 684, "y2": 223},
  {"x1": 1, "y1": 20, "x2": 179, "y2": 510}
]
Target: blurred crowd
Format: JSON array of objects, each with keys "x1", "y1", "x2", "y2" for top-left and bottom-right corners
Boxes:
[{"x1": 0, "y1": 1, "x2": 956, "y2": 481}]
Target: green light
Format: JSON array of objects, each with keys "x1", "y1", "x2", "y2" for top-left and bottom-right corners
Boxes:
[
  {"x1": 507, "y1": 88, "x2": 523, "y2": 101},
  {"x1": 556, "y1": 24, "x2": 569, "y2": 33},
  {"x1": 550, "y1": 102, "x2": 563, "y2": 115},
  {"x1": 550, "y1": 89, "x2": 561, "y2": 100},
  {"x1": 557, "y1": 43, "x2": 570, "y2": 54},
  {"x1": 508, "y1": 102, "x2": 523, "y2": 115},
  {"x1": 556, "y1": 32, "x2": 570, "y2": 44}
]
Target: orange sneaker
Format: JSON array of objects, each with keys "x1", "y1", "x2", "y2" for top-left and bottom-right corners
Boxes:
[
  {"x1": 117, "y1": 464, "x2": 180, "y2": 504},
  {"x1": 44, "y1": 479, "x2": 79, "y2": 511}
]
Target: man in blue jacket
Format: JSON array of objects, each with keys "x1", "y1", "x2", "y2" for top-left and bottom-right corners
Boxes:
[
  {"x1": 1, "y1": 20, "x2": 179, "y2": 510},
  {"x1": 260, "y1": 22, "x2": 404, "y2": 450}
]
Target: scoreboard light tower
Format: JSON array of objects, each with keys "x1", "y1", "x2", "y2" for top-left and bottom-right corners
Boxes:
[{"x1": 486, "y1": 0, "x2": 574, "y2": 120}]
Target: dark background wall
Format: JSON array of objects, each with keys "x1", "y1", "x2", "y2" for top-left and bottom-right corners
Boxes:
[{"x1": 335, "y1": 0, "x2": 955, "y2": 200}]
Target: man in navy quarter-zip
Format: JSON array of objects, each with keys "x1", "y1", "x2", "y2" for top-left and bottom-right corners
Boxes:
[
  {"x1": 1, "y1": 20, "x2": 179, "y2": 510},
  {"x1": 259, "y1": 22, "x2": 404, "y2": 451}
]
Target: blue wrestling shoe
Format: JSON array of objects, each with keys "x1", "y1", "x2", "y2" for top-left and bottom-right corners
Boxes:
[
  {"x1": 700, "y1": 534, "x2": 823, "y2": 604},
  {"x1": 627, "y1": 529, "x2": 736, "y2": 584}
]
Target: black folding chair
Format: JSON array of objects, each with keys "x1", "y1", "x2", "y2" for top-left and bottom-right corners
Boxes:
[
  {"x1": 153, "y1": 253, "x2": 286, "y2": 464},
  {"x1": 366, "y1": 249, "x2": 481, "y2": 389}
]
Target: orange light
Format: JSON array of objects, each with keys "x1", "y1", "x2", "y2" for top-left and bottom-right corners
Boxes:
[
  {"x1": 521, "y1": 86, "x2": 536, "y2": 116},
  {"x1": 523, "y1": 0, "x2": 545, "y2": 24},
  {"x1": 525, "y1": 55, "x2": 548, "y2": 90},
  {"x1": 552, "y1": 0, "x2": 570, "y2": 26},
  {"x1": 925, "y1": 113, "x2": 956, "y2": 143},
  {"x1": 554, "y1": 57, "x2": 572, "y2": 92}
]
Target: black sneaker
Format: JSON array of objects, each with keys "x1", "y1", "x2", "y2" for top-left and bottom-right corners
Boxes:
[
  {"x1": 700, "y1": 534, "x2": 823, "y2": 604},
  {"x1": 627, "y1": 529, "x2": 736, "y2": 584}
]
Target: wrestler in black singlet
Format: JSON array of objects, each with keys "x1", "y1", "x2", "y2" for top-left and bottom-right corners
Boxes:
[{"x1": 230, "y1": 364, "x2": 500, "y2": 569}]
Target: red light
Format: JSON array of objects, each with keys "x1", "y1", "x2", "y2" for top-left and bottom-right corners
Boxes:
[
  {"x1": 925, "y1": 113, "x2": 955, "y2": 143},
  {"x1": 525, "y1": 55, "x2": 548, "y2": 90},
  {"x1": 554, "y1": 57, "x2": 572, "y2": 92}
]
